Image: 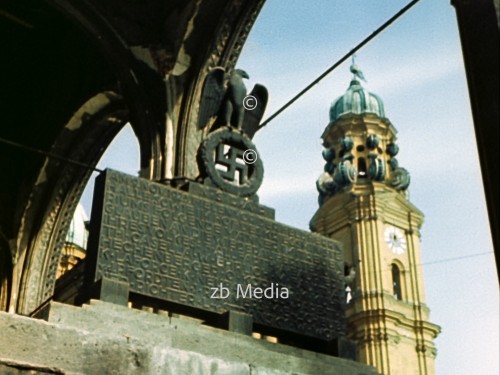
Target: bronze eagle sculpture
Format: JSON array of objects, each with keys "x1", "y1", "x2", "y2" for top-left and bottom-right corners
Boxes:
[{"x1": 198, "y1": 67, "x2": 268, "y2": 139}]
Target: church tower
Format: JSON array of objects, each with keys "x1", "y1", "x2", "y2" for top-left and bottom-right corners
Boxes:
[{"x1": 310, "y1": 63, "x2": 440, "y2": 375}]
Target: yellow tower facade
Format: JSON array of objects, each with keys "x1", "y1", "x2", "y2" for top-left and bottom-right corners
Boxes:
[
  {"x1": 57, "y1": 204, "x2": 88, "y2": 279},
  {"x1": 310, "y1": 67, "x2": 440, "y2": 375}
]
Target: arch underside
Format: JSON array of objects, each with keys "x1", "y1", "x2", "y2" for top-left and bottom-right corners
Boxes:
[{"x1": 0, "y1": 0, "x2": 265, "y2": 314}]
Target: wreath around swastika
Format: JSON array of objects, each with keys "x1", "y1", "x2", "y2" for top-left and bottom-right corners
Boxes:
[{"x1": 198, "y1": 127, "x2": 264, "y2": 196}]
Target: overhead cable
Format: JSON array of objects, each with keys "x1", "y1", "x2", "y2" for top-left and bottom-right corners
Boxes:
[
  {"x1": 259, "y1": 0, "x2": 422, "y2": 128},
  {"x1": 0, "y1": 136, "x2": 103, "y2": 173}
]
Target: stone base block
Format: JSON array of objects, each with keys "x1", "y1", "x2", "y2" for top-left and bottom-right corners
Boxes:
[{"x1": 1, "y1": 301, "x2": 377, "y2": 375}]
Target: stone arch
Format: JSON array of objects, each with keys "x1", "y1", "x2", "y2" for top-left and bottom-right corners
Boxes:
[
  {"x1": 0, "y1": 237, "x2": 12, "y2": 311},
  {"x1": 13, "y1": 91, "x2": 130, "y2": 314},
  {"x1": 48, "y1": 0, "x2": 166, "y2": 178},
  {"x1": 3, "y1": 0, "x2": 168, "y2": 314}
]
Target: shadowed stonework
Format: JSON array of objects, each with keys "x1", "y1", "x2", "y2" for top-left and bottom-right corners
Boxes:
[
  {"x1": 85, "y1": 169, "x2": 345, "y2": 341},
  {"x1": 0, "y1": 300, "x2": 378, "y2": 375}
]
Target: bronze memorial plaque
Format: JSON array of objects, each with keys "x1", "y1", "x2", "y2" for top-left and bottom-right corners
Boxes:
[{"x1": 87, "y1": 169, "x2": 345, "y2": 341}]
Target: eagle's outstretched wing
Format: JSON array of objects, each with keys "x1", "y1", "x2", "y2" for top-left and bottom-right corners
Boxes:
[
  {"x1": 241, "y1": 84, "x2": 268, "y2": 139},
  {"x1": 198, "y1": 67, "x2": 226, "y2": 129}
]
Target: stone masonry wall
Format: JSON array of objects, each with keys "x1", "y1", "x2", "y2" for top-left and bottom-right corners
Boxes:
[{"x1": 0, "y1": 300, "x2": 377, "y2": 375}]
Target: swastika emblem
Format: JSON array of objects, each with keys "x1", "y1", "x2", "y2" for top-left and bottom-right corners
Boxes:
[
  {"x1": 198, "y1": 127, "x2": 263, "y2": 196},
  {"x1": 215, "y1": 143, "x2": 248, "y2": 184}
]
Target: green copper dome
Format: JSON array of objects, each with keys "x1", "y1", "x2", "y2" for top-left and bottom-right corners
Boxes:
[{"x1": 329, "y1": 79, "x2": 385, "y2": 122}]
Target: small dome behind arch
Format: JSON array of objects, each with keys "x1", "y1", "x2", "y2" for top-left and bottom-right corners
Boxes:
[
  {"x1": 65, "y1": 203, "x2": 89, "y2": 250},
  {"x1": 58, "y1": 204, "x2": 89, "y2": 278}
]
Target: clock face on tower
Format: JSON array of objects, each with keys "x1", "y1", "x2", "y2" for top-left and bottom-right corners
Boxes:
[{"x1": 384, "y1": 226, "x2": 407, "y2": 255}]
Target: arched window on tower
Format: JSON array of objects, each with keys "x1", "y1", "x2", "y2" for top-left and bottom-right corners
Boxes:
[
  {"x1": 391, "y1": 264, "x2": 403, "y2": 300},
  {"x1": 344, "y1": 263, "x2": 356, "y2": 304},
  {"x1": 358, "y1": 157, "x2": 367, "y2": 178}
]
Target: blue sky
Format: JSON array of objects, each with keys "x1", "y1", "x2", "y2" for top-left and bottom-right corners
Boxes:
[{"x1": 81, "y1": 1, "x2": 499, "y2": 373}]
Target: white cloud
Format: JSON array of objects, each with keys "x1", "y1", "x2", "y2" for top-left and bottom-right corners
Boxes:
[
  {"x1": 369, "y1": 54, "x2": 465, "y2": 95},
  {"x1": 259, "y1": 172, "x2": 318, "y2": 199}
]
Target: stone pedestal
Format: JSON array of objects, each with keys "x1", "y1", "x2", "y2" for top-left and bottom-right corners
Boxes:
[
  {"x1": 79, "y1": 170, "x2": 347, "y2": 343},
  {"x1": 0, "y1": 301, "x2": 378, "y2": 375}
]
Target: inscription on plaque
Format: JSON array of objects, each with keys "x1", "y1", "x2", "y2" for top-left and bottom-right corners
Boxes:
[{"x1": 87, "y1": 170, "x2": 345, "y2": 340}]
